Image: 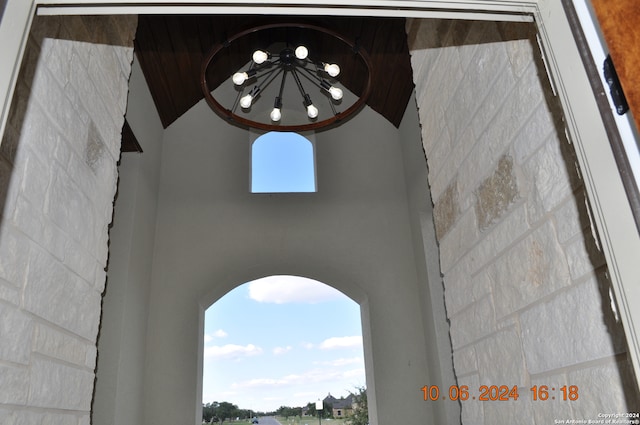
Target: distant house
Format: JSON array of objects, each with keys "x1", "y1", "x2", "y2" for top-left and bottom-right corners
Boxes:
[{"x1": 323, "y1": 393, "x2": 356, "y2": 418}]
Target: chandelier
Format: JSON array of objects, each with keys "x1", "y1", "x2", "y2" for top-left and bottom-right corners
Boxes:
[{"x1": 201, "y1": 23, "x2": 372, "y2": 132}]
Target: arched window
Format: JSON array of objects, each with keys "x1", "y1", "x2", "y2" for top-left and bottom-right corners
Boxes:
[
  {"x1": 202, "y1": 276, "x2": 366, "y2": 415},
  {"x1": 251, "y1": 132, "x2": 316, "y2": 193}
]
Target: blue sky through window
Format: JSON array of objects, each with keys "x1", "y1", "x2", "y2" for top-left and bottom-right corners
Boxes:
[
  {"x1": 251, "y1": 132, "x2": 316, "y2": 193},
  {"x1": 202, "y1": 277, "x2": 365, "y2": 413}
]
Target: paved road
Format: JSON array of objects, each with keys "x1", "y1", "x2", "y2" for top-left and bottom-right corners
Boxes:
[{"x1": 255, "y1": 417, "x2": 281, "y2": 425}]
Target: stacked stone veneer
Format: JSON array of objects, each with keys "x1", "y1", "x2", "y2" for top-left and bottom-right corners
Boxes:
[
  {"x1": 406, "y1": 19, "x2": 639, "y2": 424},
  {"x1": 0, "y1": 15, "x2": 136, "y2": 424}
]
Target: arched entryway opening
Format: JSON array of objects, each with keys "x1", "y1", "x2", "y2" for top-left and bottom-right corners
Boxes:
[
  {"x1": 202, "y1": 275, "x2": 366, "y2": 420},
  {"x1": 196, "y1": 265, "x2": 381, "y2": 425}
]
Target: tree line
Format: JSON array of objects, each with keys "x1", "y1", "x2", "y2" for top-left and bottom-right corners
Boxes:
[
  {"x1": 202, "y1": 401, "x2": 258, "y2": 424},
  {"x1": 203, "y1": 387, "x2": 367, "y2": 425}
]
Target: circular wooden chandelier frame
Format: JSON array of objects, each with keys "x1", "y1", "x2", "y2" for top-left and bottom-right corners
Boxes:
[{"x1": 201, "y1": 22, "x2": 373, "y2": 132}]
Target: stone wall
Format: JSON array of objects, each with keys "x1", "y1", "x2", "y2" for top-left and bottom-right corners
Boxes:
[
  {"x1": 407, "y1": 19, "x2": 639, "y2": 424},
  {"x1": 0, "y1": 15, "x2": 136, "y2": 424}
]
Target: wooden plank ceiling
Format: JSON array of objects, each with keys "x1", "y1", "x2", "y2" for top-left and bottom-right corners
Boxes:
[{"x1": 133, "y1": 15, "x2": 415, "y2": 130}]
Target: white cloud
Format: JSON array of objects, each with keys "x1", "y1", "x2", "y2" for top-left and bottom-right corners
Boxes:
[
  {"x1": 319, "y1": 336, "x2": 363, "y2": 350},
  {"x1": 204, "y1": 344, "x2": 263, "y2": 359},
  {"x1": 273, "y1": 346, "x2": 293, "y2": 355},
  {"x1": 343, "y1": 368, "x2": 366, "y2": 378},
  {"x1": 248, "y1": 275, "x2": 344, "y2": 304},
  {"x1": 294, "y1": 391, "x2": 320, "y2": 398},
  {"x1": 233, "y1": 377, "x2": 290, "y2": 389},
  {"x1": 231, "y1": 367, "x2": 362, "y2": 390},
  {"x1": 315, "y1": 357, "x2": 363, "y2": 367},
  {"x1": 204, "y1": 329, "x2": 228, "y2": 344},
  {"x1": 301, "y1": 342, "x2": 315, "y2": 350},
  {"x1": 203, "y1": 389, "x2": 238, "y2": 402},
  {"x1": 230, "y1": 368, "x2": 365, "y2": 395}
]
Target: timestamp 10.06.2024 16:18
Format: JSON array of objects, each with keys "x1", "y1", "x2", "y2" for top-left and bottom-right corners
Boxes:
[{"x1": 421, "y1": 385, "x2": 579, "y2": 402}]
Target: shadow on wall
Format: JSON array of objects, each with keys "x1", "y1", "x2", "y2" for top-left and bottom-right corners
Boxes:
[
  {"x1": 406, "y1": 19, "x2": 537, "y2": 51},
  {"x1": 522, "y1": 18, "x2": 640, "y2": 410},
  {"x1": 407, "y1": 16, "x2": 640, "y2": 415},
  {"x1": 0, "y1": 0, "x2": 7, "y2": 24},
  {"x1": 0, "y1": 13, "x2": 137, "y2": 424},
  {"x1": 1, "y1": 14, "x2": 136, "y2": 219}
]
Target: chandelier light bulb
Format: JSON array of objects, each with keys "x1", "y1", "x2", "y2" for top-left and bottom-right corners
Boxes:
[
  {"x1": 328, "y1": 86, "x2": 343, "y2": 100},
  {"x1": 324, "y1": 63, "x2": 340, "y2": 77},
  {"x1": 252, "y1": 50, "x2": 269, "y2": 64},
  {"x1": 270, "y1": 107, "x2": 282, "y2": 122},
  {"x1": 203, "y1": 24, "x2": 374, "y2": 131},
  {"x1": 233, "y1": 72, "x2": 248, "y2": 85},
  {"x1": 240, "y1": 94, "x2": 254, "y2": 109},
  {"x1": 295, "y1": 45, "x2": 309, "y2": 60},
  {"x1": 307, "y1": 103, "x2": 319, "y2": 119}
]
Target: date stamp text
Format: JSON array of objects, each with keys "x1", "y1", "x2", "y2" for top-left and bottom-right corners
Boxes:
[{"x1": 420, "y1": 384, "x2": 579, "y2": 402}]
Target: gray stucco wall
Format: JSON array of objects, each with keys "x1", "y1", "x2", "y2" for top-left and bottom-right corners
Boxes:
[
  {"x1": 137, "y1": 92, "x2": 447, "y2": 424},
  {"x1": 399, "y1": 92, "x2": 461, "y2": 423},
  {"x1": 93, "y1": 58, "x2": 164, "y2": 425}
]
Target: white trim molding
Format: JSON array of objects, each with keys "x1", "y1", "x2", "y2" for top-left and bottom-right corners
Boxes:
[{"x1": 0, "y1": 0, "x2": 35, "y2": 141}]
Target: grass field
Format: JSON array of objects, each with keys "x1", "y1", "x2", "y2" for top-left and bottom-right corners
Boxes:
[{"x1": 204, "y1": 417, "x2": 348, "y2": 425}]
